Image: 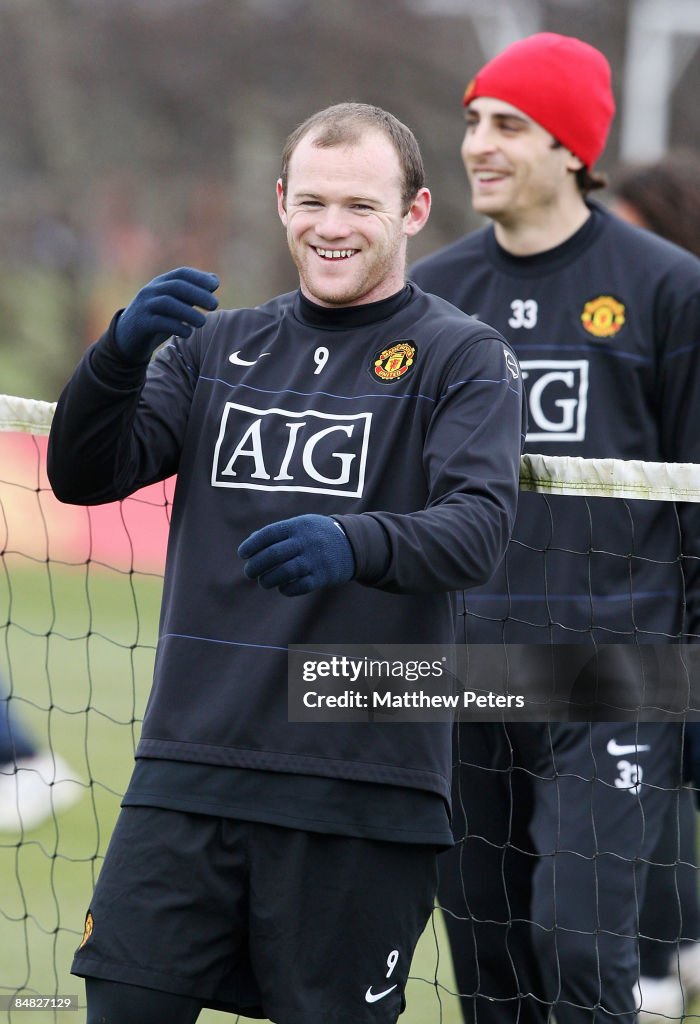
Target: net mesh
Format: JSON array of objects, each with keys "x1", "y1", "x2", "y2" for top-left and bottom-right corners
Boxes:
[{"x1": 0, "y1": 394, "x2": 698, "y2": 1024}]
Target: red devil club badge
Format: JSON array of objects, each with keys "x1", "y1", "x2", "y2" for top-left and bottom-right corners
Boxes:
[{"x1": 370, "y1": 341, "x2": 417, "y2": 384}]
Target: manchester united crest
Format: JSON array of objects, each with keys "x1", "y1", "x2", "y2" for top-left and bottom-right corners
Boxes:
[
  {"x1": 371, "y1": 341, "x2": 417, "y2": 384},
  {"x1": 581, "y1": 295, "x2": 626, "y2": 338}
]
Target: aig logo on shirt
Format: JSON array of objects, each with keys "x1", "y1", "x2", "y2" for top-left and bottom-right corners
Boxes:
[
  {"x1": 212, "y1": 402, "x2": 372, "y2": 497},
  {"x1": 521, "y1": 360, "x2": 589, "y2": 443}
]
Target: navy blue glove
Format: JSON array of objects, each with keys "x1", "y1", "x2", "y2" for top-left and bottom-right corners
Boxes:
[
  {"x1": 114, "y1": 267, "x2": 220, "y2": 363},
  {"x1": 238, "y1": 514, "x2": 355, "y2": 596}
]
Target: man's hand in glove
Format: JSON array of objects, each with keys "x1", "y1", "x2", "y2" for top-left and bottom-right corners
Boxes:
[{"x1": 239, "y1": 515, "x2": 355, "y2": 597}]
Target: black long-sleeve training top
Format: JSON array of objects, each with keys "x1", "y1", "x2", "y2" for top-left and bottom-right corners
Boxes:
[{"x1": 48, "y1": 283, "x2": 525, "y2": 828}]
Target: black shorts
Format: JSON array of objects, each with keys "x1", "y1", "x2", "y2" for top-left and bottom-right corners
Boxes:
[
  {"x1": 440, "y1": 721, "x2": 684, "y2": 1024},
  {"x1": 72, "y1": 806, "x2": 438, "y2": 1024}
]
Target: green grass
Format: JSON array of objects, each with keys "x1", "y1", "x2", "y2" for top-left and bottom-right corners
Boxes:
[{"x1": 0, "y1": 562, "x2": 462, "y2": 1024}]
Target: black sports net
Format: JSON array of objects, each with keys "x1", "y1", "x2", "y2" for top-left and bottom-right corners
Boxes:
[{"x1": 0, "y1": 427, "x2": 698, "y2": 1024}]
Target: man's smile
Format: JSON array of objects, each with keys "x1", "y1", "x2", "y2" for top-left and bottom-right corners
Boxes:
[{"x1": 314, "y1": 247, "x2": 359, "y2": 260}]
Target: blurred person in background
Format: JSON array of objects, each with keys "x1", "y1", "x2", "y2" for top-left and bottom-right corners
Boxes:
[
  {"x1": 411, "y1": 33, "x2": 700, "y2": 1024},
  {"x1": 611, "y1": 148, "x2": 700, "y2": 258},
  {"x1": 0, "y1": 678, "x2": 83, "y2": 831},
  {"x1": 610, "y1": 148, "x2": 700, "y2": 1022}
]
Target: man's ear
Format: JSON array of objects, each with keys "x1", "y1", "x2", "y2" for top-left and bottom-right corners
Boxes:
[
  {"x1": 566, "y1": 151, "x2": 585, "y2": 173},
  {"x1": 403, "y1": 187, "x2": 431, "y2": 238},
  {"x1": 276, "y1": 179, "x2": 288, "y2": 226}
]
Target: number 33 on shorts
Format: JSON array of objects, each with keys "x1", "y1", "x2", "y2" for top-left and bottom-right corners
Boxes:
[
  {"x1": 613, "y1": 758, "x2": 643, "y2": 795},
  {"x1": 607, "y1": 737, "x2": 649, "y2": 795}
]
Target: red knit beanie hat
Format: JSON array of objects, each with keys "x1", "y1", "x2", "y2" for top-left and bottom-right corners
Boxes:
[{"x1": 463, "y1": 33, "x2": 615, "y2": 168}]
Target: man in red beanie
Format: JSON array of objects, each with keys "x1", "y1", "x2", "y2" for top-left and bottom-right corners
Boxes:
[{"x1": 412, "y1": 31, "x2": 700, "y2": 1024}]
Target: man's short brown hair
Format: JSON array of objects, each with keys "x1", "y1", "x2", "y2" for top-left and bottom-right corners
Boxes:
[{"x1": 280, "y1": 102, "x2": 425, "y2": 214}]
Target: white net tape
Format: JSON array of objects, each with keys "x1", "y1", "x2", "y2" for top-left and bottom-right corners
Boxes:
[
  {"x1": 0, "y1": 394, "x2": 57, "y2": 436},
  {"x1": 520, "y1": 453, "x2": 700, "y2": 502},
  {"x1": 5, "y1": 393, "x2": 700, "y2": 500}
]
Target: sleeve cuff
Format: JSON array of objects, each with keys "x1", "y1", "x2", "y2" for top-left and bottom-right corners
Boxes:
[
  {"x1": 88, "y1": 311, "x2": 151, "y2": 389},
  {"x1": 332, "y1": 512, "x2": 391, "y2": 585}
]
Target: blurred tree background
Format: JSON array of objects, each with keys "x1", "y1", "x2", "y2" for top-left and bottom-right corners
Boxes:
[{"x1": 0, "y1": 0, "x2": 698, "y2": 400}]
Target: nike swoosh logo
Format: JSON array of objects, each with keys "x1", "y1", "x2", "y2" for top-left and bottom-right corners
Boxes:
[
  {"x1": 607, "y1": 740, "x2": 651, "y2": 756},
  {"x1": 229, "y1": 350, "x2": 270, "y2": 366},
  {"x1": 365, "y1": 984, "x2": 397, "y2": 1003}
]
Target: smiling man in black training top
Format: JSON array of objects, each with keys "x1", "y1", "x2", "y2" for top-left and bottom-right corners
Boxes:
[
  {"x1": 411, "y1": 33, "x2": 700, "y2": 1024},
  {"x1": 48, "y1": 102, "x2": 525, "y2": 1024}
]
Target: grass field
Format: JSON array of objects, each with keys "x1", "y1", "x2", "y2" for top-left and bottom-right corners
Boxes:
[{"x1": 0, "y1": 560, "x2": 463, "y2": 1024}]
